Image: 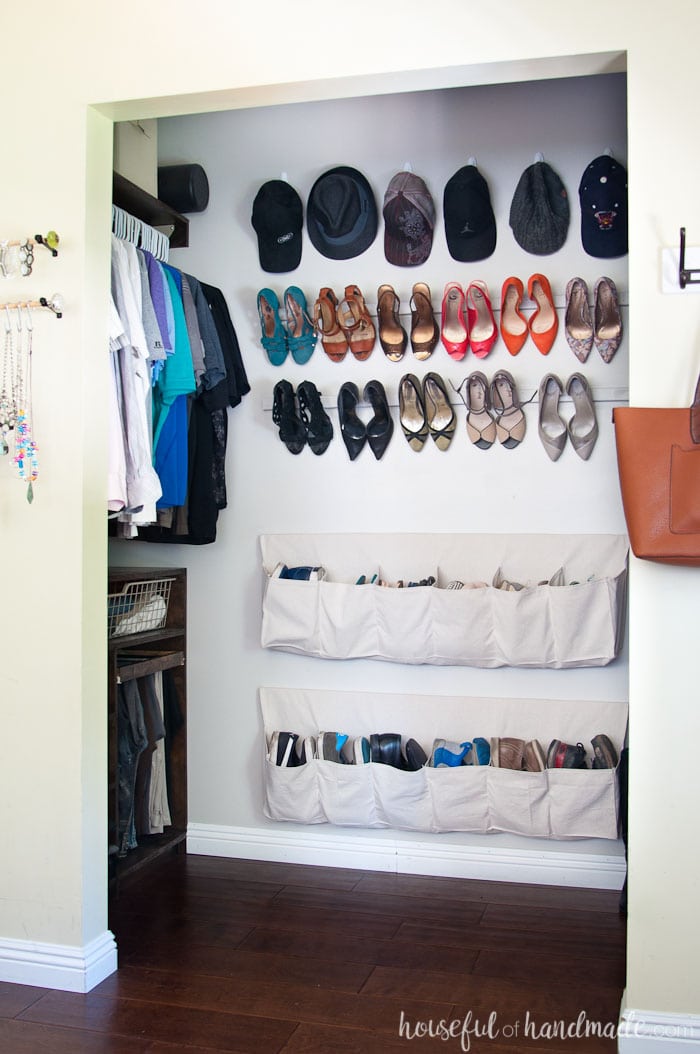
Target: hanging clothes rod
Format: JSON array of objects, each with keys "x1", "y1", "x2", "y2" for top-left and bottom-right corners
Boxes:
[
  {"x1": 0, "y1": 296, "x2": 63, "y2": 318},
  {"x1": 112, "y1": 204, "x2": 170, "y2": 263}
]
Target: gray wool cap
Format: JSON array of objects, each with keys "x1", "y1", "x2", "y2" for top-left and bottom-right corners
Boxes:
[{"x1": 509, "y1": 160, "x2": 570, "y2": 255}]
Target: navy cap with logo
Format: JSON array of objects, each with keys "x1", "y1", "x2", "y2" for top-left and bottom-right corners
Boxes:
[
  {"x1": 578, "y1": 154, "x2": 628, "y2": 258},
  {"x1": 509, "y1": 160, "x2": 570, "y2": 255},
  {"x1": 251, "y1": 179, "x2": 303, "y2": 273},
  {"x1": 306, "y1": 166, "x2": 378, "y2": 261},
  {"x1": 443, "y1": 165, "x2": 497, "y2": 263},
  {"x1": 383, "y1": 171, "x2": 435, "y2": 266}
]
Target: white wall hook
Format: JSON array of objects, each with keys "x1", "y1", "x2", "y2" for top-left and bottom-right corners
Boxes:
[{"x1": 534, "y1": 151, "x2": 544, "y2": 163}]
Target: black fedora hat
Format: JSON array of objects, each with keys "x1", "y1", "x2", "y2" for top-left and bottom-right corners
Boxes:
[{"x1": 307, "y1": 166, "x2": 378, "y2": 260}]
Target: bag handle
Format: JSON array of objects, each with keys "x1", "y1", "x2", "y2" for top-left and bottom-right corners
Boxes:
[{"x1": 692, "y1": 373, "x2": 700, "y2": 443}]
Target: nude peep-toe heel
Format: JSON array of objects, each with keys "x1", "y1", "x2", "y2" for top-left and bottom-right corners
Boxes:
[
  {"x1": 377, "y1": 284, "x2": 408, "y2": 362},
  {"x1": 410, "y1": 282, "x2": 439, "y2": 360}
]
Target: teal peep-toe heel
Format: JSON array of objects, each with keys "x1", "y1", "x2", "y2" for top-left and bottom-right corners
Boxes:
[
  {"x1": 284, "y1": 286, "x2": 317, "y2": 365},
  {"x1": 257, "y1": 288, "x2": 288, "y2": 366}
]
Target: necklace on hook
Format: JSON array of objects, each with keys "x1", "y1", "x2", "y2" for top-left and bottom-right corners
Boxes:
[{"x1": 13, "y1": 304, "x2": 38, "y2": 501}]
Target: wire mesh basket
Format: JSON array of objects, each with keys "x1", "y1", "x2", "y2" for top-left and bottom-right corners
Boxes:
[{"x1": 107, "y1": 577, "x2": 175, "y2": 638}]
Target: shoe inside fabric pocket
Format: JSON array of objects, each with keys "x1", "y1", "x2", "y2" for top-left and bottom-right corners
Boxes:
[{"x1": 670, "y1": 444, "x2": 700, "y2": 533}]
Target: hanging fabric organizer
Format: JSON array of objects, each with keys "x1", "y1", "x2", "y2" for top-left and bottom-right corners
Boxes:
[
  {"x1": 260, "y1": 687, "x2": 627, "y2": 840},
  {"x1": 260, "y1": 533, "x2": 628, "y2": 669}
]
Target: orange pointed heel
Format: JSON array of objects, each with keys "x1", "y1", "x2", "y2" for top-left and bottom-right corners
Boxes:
[
  {"x1": 466, "y1": 280, "x2": 497, "y2": 358},
  {"x1": 440, "y1": 282, "x2": 468, "y2": 361},
  {"x1": 527, "y1": 273, "x2": 558, "y2": 355},
  {"x1": 500, "y1": 276, "x2": 528, "y2": 356},
  {"x1": 313, "y1": 287, "x2": 348, "y2": 362}
]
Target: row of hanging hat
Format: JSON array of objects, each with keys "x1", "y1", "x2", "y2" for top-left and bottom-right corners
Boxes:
[
  {"x1": 249, "y1": 152, "x2": 628, "y2": 272},
  {"x1": 0, "y1": 229, "x2": 62, "y2": 502}
]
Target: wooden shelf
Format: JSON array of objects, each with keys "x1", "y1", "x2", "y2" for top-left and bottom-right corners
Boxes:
[
  {"x1": 112, "y1": 171, "x2": 189, "y2": 249},
  {"x1": 115, "y1": 650, "x2": 185, "y2": 684},
  {"x1": 109, "y1": 829, "x2": 187, "y2": 889}
]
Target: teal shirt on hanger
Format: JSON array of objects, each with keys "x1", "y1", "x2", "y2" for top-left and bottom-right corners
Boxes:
[{"x1": 152, "y1": 266, "x2": 196, "y2": 451}]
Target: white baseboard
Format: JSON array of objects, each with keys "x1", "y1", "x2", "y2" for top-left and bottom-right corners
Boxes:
[
  {"x1": 619, "y1": 998, "x2": 700, "y2": 1051},
  {"x1": 187, "y1": 823, "x2": 626, "y2": 889},
  {"x1": 0, "y1": 930, "x2": 117, "y2": 993}
]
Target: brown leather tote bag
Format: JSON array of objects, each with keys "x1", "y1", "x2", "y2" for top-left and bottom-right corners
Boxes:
[{"x1": 613, "y1": 374, "x2": 700, "y2": 565}]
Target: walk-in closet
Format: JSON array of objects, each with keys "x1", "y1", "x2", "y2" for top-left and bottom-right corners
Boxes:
[{"x1": 108, "y1": 63, "x2": 629, "y2": 893}]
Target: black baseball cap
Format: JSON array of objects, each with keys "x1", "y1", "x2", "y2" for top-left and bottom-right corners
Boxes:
[
  {"x1": 578, "y1": 154, "x2": 628, "y2": 258},
  {"x1": 306, "y1": 166, "x2": 377, "y2": 260},
  {"x1": 443, "y1": 165, "x2": 497, "y2": 262},
  {"x1": 251, "y1": 179, "x2": 303, "y2": 273}
]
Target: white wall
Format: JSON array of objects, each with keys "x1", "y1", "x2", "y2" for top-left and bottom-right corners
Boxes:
[{"x1": 2, "y1": 0, "x2": 700, "y2": 1026}]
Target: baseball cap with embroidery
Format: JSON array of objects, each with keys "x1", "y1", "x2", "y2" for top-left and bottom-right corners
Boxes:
[
  {"x1": 383, "y1": 171, "x2": 435, "y2": 266},
  {"x1": 251, "y1": 179, "x2": 303, "y2": 273},
  {"x1": 443, "y1": 164, "x2": 497, "y2": 263},
  {"x1": 578, "y1": 154, "x2": 628, "y2": 258}
]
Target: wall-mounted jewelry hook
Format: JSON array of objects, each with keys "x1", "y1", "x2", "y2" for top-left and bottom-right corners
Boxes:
[
  {"x1": 34, "y1": 231, "x2": 60, "y2": 257},
  {"x1": 0, "y1": 295, "x2": 63, "y2": 318},
  {"x1": 39, "y1": 293, "x2": 63, "y2": 317},
  {"x1": 679, "y1": 227, "x2": 700, "y2": 288}
]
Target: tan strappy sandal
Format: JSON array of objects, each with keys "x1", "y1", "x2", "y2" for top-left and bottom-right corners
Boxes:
[
  {"x1": 336, "y1": 284, "x2": 376, "y2": 360},
  {"x1": 490, "y1": 369, "x2": 526, "y2": 448},
  {"x1": 313, "y1": 287, "x2": 348, "y2": 362}
]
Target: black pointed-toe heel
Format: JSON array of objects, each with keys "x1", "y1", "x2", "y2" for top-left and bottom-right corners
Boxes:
[
  {"x1": 422, "y1": 372, "x2": 456, "y2": 451},
  {"x1": 296, "y1": 379, "x2": 333, "y2": 455},
  {"x1": 272, "y1": 379, "x2": 306, "y2": 454},
  {"x1": 337, "y1": 381, "x2": 366, "y2": 460},
  {"x1": 363, "y1": 379, "x2": 393, "y2": 460},
  {"x1": 398, "y1": 373, "x2": 429, "y2": 451}
]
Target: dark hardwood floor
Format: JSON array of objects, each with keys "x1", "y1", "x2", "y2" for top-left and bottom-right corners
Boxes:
[{"x1": 0, "y1": 853, "x2": 626, "y2": 1052}]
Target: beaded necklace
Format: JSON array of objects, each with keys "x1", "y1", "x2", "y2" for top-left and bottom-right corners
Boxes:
[
  {"x1": 0, "y1": 306, "x2": 16, "y2": 453},
  {"x1": 13, "y1": 305, "x2": 38, "y2": 502}
]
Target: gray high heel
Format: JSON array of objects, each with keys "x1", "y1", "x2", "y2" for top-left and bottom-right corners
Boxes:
[
  {"x1": 538, "y1": 373, "x2": 567, "y2": 461},
  {"x1": 566, "y1": 372, "x2": 598, "y2": 460}
]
